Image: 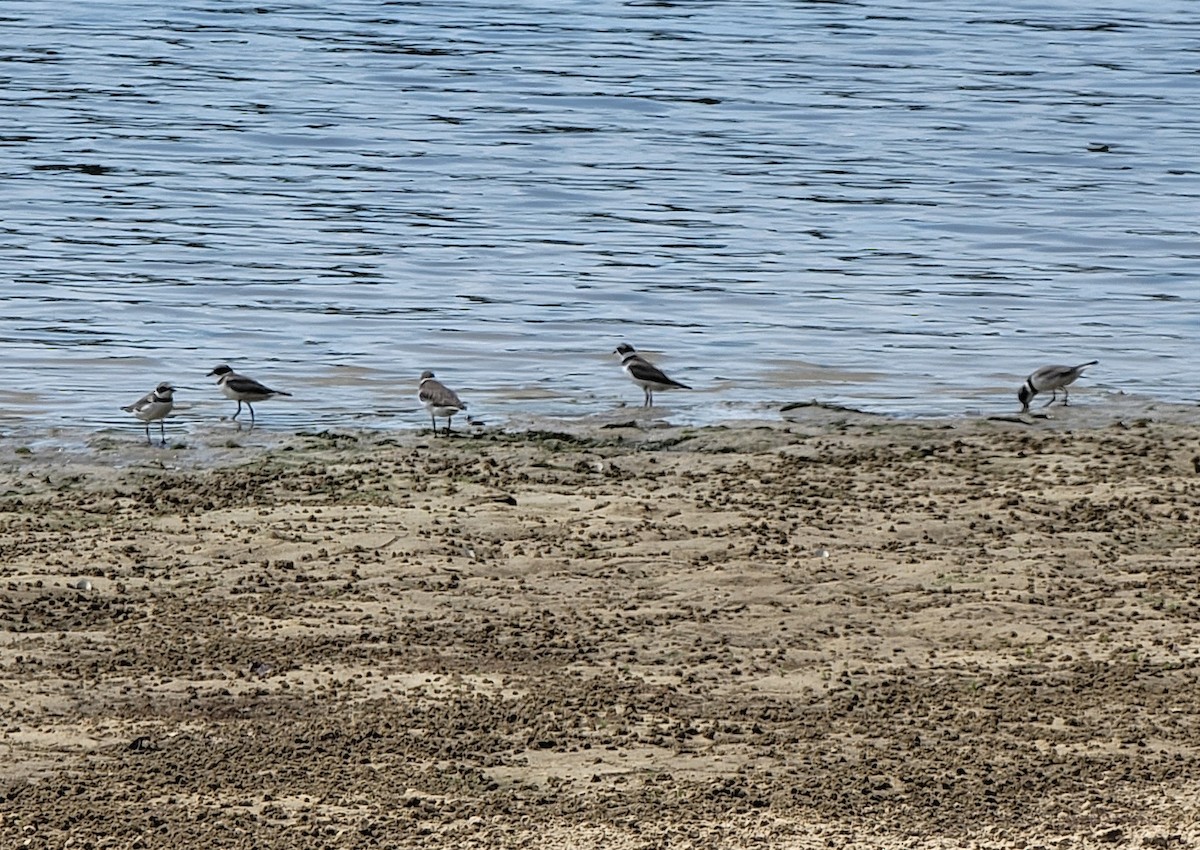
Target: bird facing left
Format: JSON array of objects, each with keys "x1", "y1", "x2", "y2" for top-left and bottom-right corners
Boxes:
[
  {"x1": 207, "y1": 364, "x2": 291, "y2": 430},
  {"x1": 613, "y1": 343, "x2": 690, "y2": 408},
  {"x1": 1018, "y1": 360, "x2": 1098, "y2": 413}
]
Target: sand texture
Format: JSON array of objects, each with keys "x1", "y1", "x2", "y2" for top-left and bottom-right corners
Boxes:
[{"x1": 2, "y1": 413, "x2": 1200, "y2": 848}]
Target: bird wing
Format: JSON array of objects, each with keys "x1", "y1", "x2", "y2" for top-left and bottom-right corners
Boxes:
[
  {"x1": 123, "y1": 390, "x2": 156, "y2": 413},
  {"x1": 1033, "y1": 365, "x2": 1077, "y2": 382},
  {"x1": 420, "y1": 380, "x2": 464, "y2": 408},
  {"x1": 226, "y1": 374, "x2": 280, "y2": 396},
  {"x1": 627, "y1": 357, "x2": 688, "y2": 388}
]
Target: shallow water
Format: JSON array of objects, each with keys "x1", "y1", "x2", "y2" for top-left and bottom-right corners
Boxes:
[{"x1": 2, "y1": 0, "x2": 1198, "y2": 444}]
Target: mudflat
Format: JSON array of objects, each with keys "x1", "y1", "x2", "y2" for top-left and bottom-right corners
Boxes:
[{"x1": 2, "y1": 412, "x2": 1199, "y2": 849}]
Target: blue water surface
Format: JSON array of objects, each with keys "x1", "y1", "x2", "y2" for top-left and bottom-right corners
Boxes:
[{"x1": 1, "y1": 0, "x2": 1197, "y2": 440}]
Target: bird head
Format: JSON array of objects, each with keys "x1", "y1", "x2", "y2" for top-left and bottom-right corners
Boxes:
[{"x1": 1018, "y1": 383, "x2": 1035, "y2": 413}]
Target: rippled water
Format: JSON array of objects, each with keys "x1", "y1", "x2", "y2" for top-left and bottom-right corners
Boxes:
[{"x1": 2, "y1": 0, "x2": 1197, "y2": 443}]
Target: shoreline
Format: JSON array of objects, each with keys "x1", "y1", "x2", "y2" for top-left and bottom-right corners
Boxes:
[
  {"x1": 1, "y1": 386, "x2": 1198, "y2": 471},
  {"x1": 2, "y1": 412, "x2": 1200, "y2": 847}
]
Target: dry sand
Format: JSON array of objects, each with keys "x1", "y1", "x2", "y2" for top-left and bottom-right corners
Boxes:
[{"x1": 2, "y1": 407, "x2": 1200, "y2": 848}]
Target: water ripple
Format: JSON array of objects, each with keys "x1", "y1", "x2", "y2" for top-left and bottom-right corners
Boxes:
[{"x1": 1, "y1": 0, "x2": 1198, "y2": 442}]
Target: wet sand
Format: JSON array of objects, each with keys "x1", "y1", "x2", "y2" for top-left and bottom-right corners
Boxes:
[{"x1": 2, "y1": 407, "x2": 1200, "y2": 848}]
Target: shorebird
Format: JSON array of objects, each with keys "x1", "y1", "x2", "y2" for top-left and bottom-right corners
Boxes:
[
  {"x1": 122, "y1": 382, "x2": 175, "y2": 445},
  {"x1": 1019, "y1": 361, "x2": 1098, "y2": 412},
  {"x1": 614, "y1": 343, "x2": 690, "y2": 407},
  {"x1": 207, "y1": 364, "x2": 291, "y2": 429},
  {"x1": 418, "y1": 371, "x2": 466, "y2": 436}
]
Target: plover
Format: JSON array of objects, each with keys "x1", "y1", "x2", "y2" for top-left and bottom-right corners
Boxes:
[
  {"x1": 207, "y1": 364, "x2": 291, "y2": 429},
  {"x1": 614, "y1": 343, "x2": 690, "y2": 407},
  {"x1": 418, "y1": 371, "x2": 467, "y2": 436},
  {"x1": 1019, "y1": 360, "x2": 1098, "y2": 412},
  {"x1": 122, "y1": 382, "x2": 175, "y2": 445}
]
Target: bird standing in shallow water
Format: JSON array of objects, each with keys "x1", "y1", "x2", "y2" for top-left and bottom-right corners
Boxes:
[
  {"x1": 418, "y1": 371, "x2": 466, "y2": 436},
  {"x1": 1019, "y1": 361, "x2": 1098, "y2": 412},
  {"x1": 614, "y1": 343, "x2": 690, "y2": 407},
  {"x1": 207, "y1": 365, "x2": 291, "y2": 430},
  {"x1": 122, "y1": 382, "x2": 175, "y2": 445}
]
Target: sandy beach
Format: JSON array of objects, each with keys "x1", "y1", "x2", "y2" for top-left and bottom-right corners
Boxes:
[{"x1": 2, "y1": 406, "x2": 1200, "y2": 849}]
